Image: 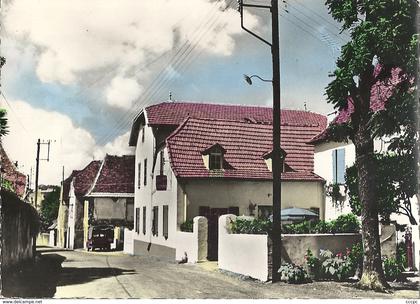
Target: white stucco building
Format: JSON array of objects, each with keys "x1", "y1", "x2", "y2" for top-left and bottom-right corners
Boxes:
[
  {"x1": 311, "y1": 125, "x2": 419, "y2": 271},
  {"x1": 128, "y1": 101, "x2": 328, "y2": 261}
]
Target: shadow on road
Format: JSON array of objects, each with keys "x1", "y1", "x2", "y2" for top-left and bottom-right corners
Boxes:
[
  {"x1": 58, "y1": 267, "x2": 136, "y2": 287},
  {"x1": 1, "y1": 248, "x2": 135, "y2": 298},
  {"x1": 2, "y1": 253, "x2": 65, "y2": 298}
]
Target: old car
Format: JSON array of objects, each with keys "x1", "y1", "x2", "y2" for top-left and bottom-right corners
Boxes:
[{"x1": 86, "y1": 225, "x2": 114, "y2": 251}]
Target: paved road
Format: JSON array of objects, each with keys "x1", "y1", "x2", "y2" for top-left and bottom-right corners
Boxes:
[{"x1": 25, "y1": 247, "x2": 418, "y2": 299}]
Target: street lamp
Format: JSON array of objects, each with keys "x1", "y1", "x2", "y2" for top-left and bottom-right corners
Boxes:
[{"x1": 243, "y1": 74, "x2": 272, "y2": 85}]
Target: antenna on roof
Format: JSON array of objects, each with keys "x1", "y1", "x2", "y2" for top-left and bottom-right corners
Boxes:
[
  {"x1": 169, "y1": 91, "x2": 173, "y2": 102},
  {"x1": 304, "y1": 102, "x2": 307, "y2": 111}
]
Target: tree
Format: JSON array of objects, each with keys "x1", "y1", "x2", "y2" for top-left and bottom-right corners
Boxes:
[
  {"x1": 0, "y1": 109, "x2": 8, "y2": 137},
  {"x1": 40, "y1": 186, "x2": 61, "y2": 232},
  {"x1": 324, "y1": 0, "x2": 418, "y2": 291},
  {"x1": 346, "y1": 153, "x2": 418, "y2": 226}
]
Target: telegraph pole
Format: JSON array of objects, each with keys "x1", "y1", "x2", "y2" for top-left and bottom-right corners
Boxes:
[
  {"x1": 35, "y1": 139, "x2": 41, "y2": 208},
  {"x1": 238, "y1": 0, "x2": 282, "y2": 282},
  {"x1": 34, "y1": 139, "x2": 52, "y2": 208}
]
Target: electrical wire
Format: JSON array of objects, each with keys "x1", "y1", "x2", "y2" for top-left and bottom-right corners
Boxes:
[
  {"x1": 0, "y1": 90, "x2": 29, "y2": 135},
  {"x1": 96, "y1": 0, "x2": 235, "y2": 146}
]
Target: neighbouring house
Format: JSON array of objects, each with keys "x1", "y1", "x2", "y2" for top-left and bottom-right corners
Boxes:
[
  {"x1": 57, "y1": 154, "x2": 134, "y2": 249},
  {"x1": 0, "y1": 143, "x2": 26, "y2": 198},
  {"x1": 310, "y1": 120, "x2": 419, "y2": 271},
  {"x1": 128, "y1": 101, "x2": 327, "y2": 261},
  {"x1": 27, "y1": 184, "x2": 58, "y2": 212}
]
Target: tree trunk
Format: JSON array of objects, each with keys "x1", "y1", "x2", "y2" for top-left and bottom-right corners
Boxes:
[{"x1": 354, "y1": 122, "x2": 390, "y2": 291}]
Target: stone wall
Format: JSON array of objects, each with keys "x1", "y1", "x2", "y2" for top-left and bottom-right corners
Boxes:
[{"x1": 1, "y1": 190, "x2": 39, "y2": 270}]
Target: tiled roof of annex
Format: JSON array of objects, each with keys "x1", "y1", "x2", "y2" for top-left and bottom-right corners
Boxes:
[{"x1": 90, "y1": 154, "x2": 134, "y2": 194}]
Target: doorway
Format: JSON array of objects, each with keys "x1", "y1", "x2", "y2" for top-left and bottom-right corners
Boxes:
[{"x1": 199, "y1": 206, "x2": 239, "y2": 261}]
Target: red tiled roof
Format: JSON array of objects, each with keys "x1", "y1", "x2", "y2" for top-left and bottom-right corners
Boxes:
[
  {"x1": 62, "y1": 170, "x2": 78, "y2": 204},
  {"x1": 145, "y1": 102, "x2": 327, "y2": 128},
  {"x1": 91, "y1": 155, "x2": 134, "y2": 194},
  {"x1": 310, "y1": 65, "x2": 410, "y2": 145},
  {"x1": 166, "y1": 118, "x2": 324, "y2": 181},
  {"x1": 0, "y1": 143, "x2": 26, "y2": 197},
  {"x1": 62, "y1": 160, "x2": 101, "y2": 201}
]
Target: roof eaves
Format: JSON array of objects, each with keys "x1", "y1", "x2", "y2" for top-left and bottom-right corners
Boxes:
[
  {"x1": 165, "y1": 117, "x2": 191, "y2": 178},
  {"x1": 86, "y1": 192, "x2": 135, "y2": 198},
  {"x1": 85, "y1": 157, "x2": 105, "y2": 196},
  {"x1": 128, "y1": 109, "x2": 146, "y2": 146}
]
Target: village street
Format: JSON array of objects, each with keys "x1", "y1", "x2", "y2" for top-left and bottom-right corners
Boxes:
[{"x1": 3, "y1": 246, "x2": 417, "y2": 299}]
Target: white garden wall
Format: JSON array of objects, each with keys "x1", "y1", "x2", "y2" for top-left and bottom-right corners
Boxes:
[
  {"x1": 123, "y1": 228, "x2": 134, "y2": 255},
  {"x1": 175, "y1": 216, "x2": 208, "y2": 263},
  {"x1": 218, "y1": 215, "x2": 268, "y2": 281}
]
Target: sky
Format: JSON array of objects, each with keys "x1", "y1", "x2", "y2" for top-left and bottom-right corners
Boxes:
[{"x1": 0, "y1": 0, "x2": 350, "y2": 185}]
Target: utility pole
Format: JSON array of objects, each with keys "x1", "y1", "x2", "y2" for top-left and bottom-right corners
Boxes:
[
  {"x1": 34, "y1": 139, "x2": 52, "y2": 208},
  {"x1": 238, "y1": 0, "x2": 282, "y2": 282},
  {"x1": 35, "y1": 139, "x2": 41, "y2": 208}
]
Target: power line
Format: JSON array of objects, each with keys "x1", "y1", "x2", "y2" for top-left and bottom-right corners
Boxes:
[
  {"x1": 287, "y1": 0, "x2": 349, "y2": 43},
  {"x1": 96, "y1": 1, "x2": 228, "y2": 145},
  {"x1": 0, "y1": 90, "x2": 29, "y2": 135},
  {"x1": 97, "y1": 0, "x2": 235, "y2": 146},
  {"x1": 289, "y1": 0, "x2": 351, "y2": 39}
]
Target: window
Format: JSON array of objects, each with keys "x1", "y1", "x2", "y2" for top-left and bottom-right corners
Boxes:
[
  {"x1": 135, "y1": 208, "x2": 140, "y2": 233},
  {"x1": 163, "y1": 205, "x2": 169, "y2": 240},
  {"x1": 152, "y1": 206, "x2": 158, "y2": 236},
  {"x1": 142, "y1": 206, "x2": 146, "y2": 235},
  {"x1": 137, "y1": 163, "x2": 141, "y2": 189},
  {"x1": 332, "y1": 148, "x2": 345, "y2": 184},
  {"x1": 141, "y1": 127, "x2": 145, "y2": 143},
  {"x1": 160, "y1": 151, "x2": 165, "y2": 175},
  {"x1": 144, "y1": 158, "x2": 148, "y2": 186},
  {"x1": 126, "y1": 198, "x2": 134, "y2": 221},
  {"x1": 209, "y1": 153, "x2": 222, "y2": 170}
]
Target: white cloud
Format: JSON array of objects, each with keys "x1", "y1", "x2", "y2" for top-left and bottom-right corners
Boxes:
[
  {"x1": 105, "y1": 76, "x2": 143, "y2": 109},
  {"x1": 3, "y1": 0, "x2": 257, "y2": 86},
  {"x1": 93, "y1": 132, "x2": 134, "y2": 160},
  {"x1": 2, "y1": 100, "x2": 132, "y2": 185}
]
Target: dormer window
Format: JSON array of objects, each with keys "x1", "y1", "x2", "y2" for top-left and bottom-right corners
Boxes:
[
  {"x1": 201, "y1": 143, "x2": 227, "y2": 171},
  {"x1": 263, "y1": 148, "x2": 287, "y2": 173}
]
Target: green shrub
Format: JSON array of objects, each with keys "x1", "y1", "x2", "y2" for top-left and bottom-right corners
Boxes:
[
  {"x1": 313, "y1": 221, "x2": 333, "y2": 234},
  {"x1": 282, "y1": 214, "x2": 360, "y2": 234},
  {"x1": 347, "y1": 242, "x2": 363, "y2": 275},
  {"x1": 278, "y1": 263, "x2": 311, "y2": 284},
  {"x1": 304, "y1": 249, "x2": 321, "y2": 280},
  {"x1": 319, "y1": 249, "x2": 353, "y2": 281},
  {"x1": 230, "y1": 218, "x2": 271, "y2": 234},
  {"x1": 383, "y1": 256, "x2": 404, "y2": 281},
  {"x1": 332, "y1": 214, "x2": 360, "y2": 233},
  {"x1": 282, "y1": 221, "x2": 311, "y2": 234},
  {"x1": 180, "y1": 219, "x2": 193, "y2": 232}
]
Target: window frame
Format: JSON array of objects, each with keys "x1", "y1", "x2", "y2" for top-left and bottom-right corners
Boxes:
[
  {"x1": 209, "y1": 152, "x2": 222, "y2": 170},
  {"x1": 163, "y1": 205, "x2": 169, "y2": 240},
  {"x1": 137, "y1": 163, "x2": 141, "y2": 189},
  {"x1": 152, "y1": 206, "x2": 159, "y2": 236},
  {"x1": 142, "y1": 206, "x2": 146, "y2": 235},
  {"x1": 144, "y1": 158, "x2": 148, "y2": 186},
  {"x1": 135, "y1": 208, "x2": 140, "y2": 233}
]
